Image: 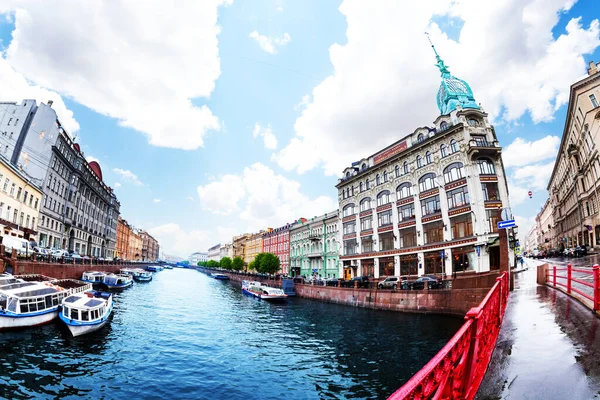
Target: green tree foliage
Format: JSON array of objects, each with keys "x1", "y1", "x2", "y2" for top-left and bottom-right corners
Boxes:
[
  {"x1": 232, "y1": 256, "x2": 244, "y2": 271},
  {"x1": 197, "y1": 261, "x2": 209, "y2": 267},
  {"x1": 207, "y1": 260, "x2": 219, "y2": 269},
  {"x1": 220, "y1": 257, "x2": 232, "y2": 270},
  {"x1": 253, "y1": 252, "x2": 280, "y2": 274}
]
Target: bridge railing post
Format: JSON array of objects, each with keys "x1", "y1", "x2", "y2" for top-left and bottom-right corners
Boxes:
[
  {"x1": 594, "y1": 265, "x2": 599, "y2": 312},
  {"x1": 567, "y1": 263, "x2": 572, "y2": 294},
  {"x1": 553, "y1": 266, "x2": 557, "y2": 287}
]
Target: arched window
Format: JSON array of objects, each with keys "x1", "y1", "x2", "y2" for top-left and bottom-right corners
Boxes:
[
  {"x1": 361, "y1": 163, "x2": 367, "y2": 171},
  {"x1": 403, "y1": 162, "x2": 409, "y2": 174},
  {"x1": 366, "y1": 178, "x2": 370, "y2": 189},
  {"x1": 477, "y1": 158, "x2": 496, "y2": 175},
  {"x1": 416, "y1": 155, "x2": 423, "y2": 168},
  {"x1": 440, "y1": 121, "x2": 448, "y2": 131},
  {"x1": 417, "y1": 133, "x2": 424, "y2": 143},
  {"x1": 440, "y1": 144, "x2": 447, "y2": 158},
  {"x1": 468, "y1": 118, "x2": 480, "y2": 126},
  {"x1": 395, "y1": 165, "x2": 400, "y2": 177},
  {"x1": 418, "y1": 173, "x2": 437, "y2": 192},
  {"x1": 360, "y1": 197, "x2": 371, "y2": 212},
  {"x1": 426, "y1": 151, "x2": 432, "y2": 164},
  {"x1": 377, "y1": 190, "x2": 391, "y2": 206},
  {"x1": 346, "y1": 171, "x2": 350, "y2": 178},
  {"x1": 359, "y1": 182, "x2": 364, "y2": 192},
  {"x1": 383, "y1": 171, "x2": 388, "y2": 182},
  {"x1": 450, "y1": 139, "x2": 458, "y2": 153},
  {"x1": 342, "y1": 203, "x2": 355, "y2": 217},
  {"x1": 376, "y1": 174, "x2": 381, "y2": 186},
  {"x1": 443, "y1": 162, "x2": 465, "y2": 183},
  {"x1": 396, "y1": 182, "x2": 413, "y2": 199}
]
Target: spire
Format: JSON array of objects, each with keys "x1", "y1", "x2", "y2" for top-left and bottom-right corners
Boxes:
[{"x1": 425, "y1": 32, "x2": 450, "y2": 77}]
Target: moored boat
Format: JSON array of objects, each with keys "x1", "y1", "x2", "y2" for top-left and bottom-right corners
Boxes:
[
  {"x1": 59, "y1": 290, "x2": 113, "y2": 337},
  {"x1": 146, "y1": 265, "x2": 163, "y2": 272},
  {"x1": 102, "y1": 273, "x2": 133, "y2": 289},
  {"x1": 211, "y1": 273, "x2": 229, "y2": 280},
  {"x1": 81, "y1": 271, "x2": 108, "y2": 286},
  {"x1": 241, "y1": 280, "x2": 287, "y2": 301},
  {"x1": 134, "y1": 269, "x2": 152, "y2": 282}
]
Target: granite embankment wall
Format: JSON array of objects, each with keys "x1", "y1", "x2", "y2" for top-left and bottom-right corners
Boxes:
[{"x1": 8, "y1": 262, "x2": 125, "y2": 279}]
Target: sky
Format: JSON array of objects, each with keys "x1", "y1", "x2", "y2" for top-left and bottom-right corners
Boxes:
[{"x1": 0, "y1": 0, "x2": 599, "y2": 258}]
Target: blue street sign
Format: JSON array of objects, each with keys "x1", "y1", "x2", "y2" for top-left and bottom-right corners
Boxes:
[
  {"x1": 476, "y1": 245, "x2": 481, "y2": 257},
  {"x1": 440, "y1": 250, "x2": 445, "y2": 259},
  {"x1": 497, "y1": 219, "x2": 516, "y2": 229}
]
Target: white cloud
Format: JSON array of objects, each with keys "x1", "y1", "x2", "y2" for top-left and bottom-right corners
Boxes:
[
  {"x1": 503, "y1": 136, "x2": 560, "y2": 168},
  {"x1": 197, "y1": 163, "x2": 337, "y2": 232},
  {"x1": 113, "y1": 168, "x2": 143, "y2": 186},
  {"x1": 277, "y1": 6, "x2": 284, "y2": 12},
  {"x1": 0, "y1": 0, "x2": 229, "y2": 150},
  {"x1": 85, "y1": 155, "x2": 99, "y2": 164},
  {"x1": 249, "y1": 31, "x2": 291, "y2": 54},
  {"x1": 186, "y1": 196, "x2": 195, "y2": 201},
  {"x1": 147, "y1": 223, "x2": 238, "y2": 258},
  {"x1": 514, "y1": 214, "x2": 536, "y2": 243},
  {"x1": 114, "y1": 182, "x2": 121, "y2": 188},
  {"x1": 512, "y1": 161, "x2": 555, "y2": 190},
  {"x1": 509, "y1": 184, "x2": 531, "y2": 207},
  {"x1": 274, "y1": 0, "x2": 600, "y2": 175},
  {"x1": 252, "y1": 123, "x2": 278, "y2": 150},
  {"x1": 153, "y1": 198, "x2": 161, "y2": 203}
]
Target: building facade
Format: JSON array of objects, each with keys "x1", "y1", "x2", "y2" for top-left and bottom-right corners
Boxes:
[
  {"x1": 128, "y1": 230, "x2": 142, "y2": 261},
  {"x1": 116, "y1": 217, "x2": 131, "y2": 259},
  {"x1": 523, "y1": 224, "x2": 539, "y2": 253},
  {"x1": 546, "y1": 61, "x2": 600, "y2": 249},
  {"x1": 232, "y1": 234, "x2": 250, "y2": 262},
  {"x1": 289, "y1": 212, "x2": 340, "y2": 278},
  {"x1": 262, "y1": 224, "x2": 291, "y2": 274},
  {"x1": 189, "y1": 252, "x2": 208, "y2": 265},
  {"x1": 0, "y1": 99, "x2": 120, "y2": 257},
  {"x1": 336, "y1": 47, "x2": 510, "y2": 279},
  {"x1": 0, "y1": 157, "x2": 43, "y2": 241},
  {"x1": 535, "y1": 199, "x2": 555, "y2": 251},
  {"x1": 208, "y1": 243, "x2": 221, "y2": 262},
  {"x1": 138, "y1": 230, "x2": 159, "y2": 261},
  {"x1": 219, "y1": 243, "x2": 233, "y2": 260},
  {"x1": 245, "y1": 231, "x2": 264, "y2": 266}
]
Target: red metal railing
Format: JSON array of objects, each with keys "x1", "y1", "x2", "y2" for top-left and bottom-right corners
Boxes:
[
  {"x1": 387, "y1": 272, "x2": 509, "y2": 400},
  {"x1": 546, "y1": 263, "x2": 600, "y2": 311}
]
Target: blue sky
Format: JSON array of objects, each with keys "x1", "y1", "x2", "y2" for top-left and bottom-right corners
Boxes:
[{"x1": 0, "y1": 0, "x2": 599, "y2": 257}]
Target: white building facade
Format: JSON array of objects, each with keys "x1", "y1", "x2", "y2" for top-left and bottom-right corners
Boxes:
[{"x1": 207, "y1": 243, "x2": 221, "y2": 262}]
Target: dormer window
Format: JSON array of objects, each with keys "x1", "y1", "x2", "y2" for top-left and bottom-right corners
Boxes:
[
  {"x1": 417, "y1": 133, "x2": 424, "y2": 143},
  {"x1": 468, "y1": 118, "x2": 480, "y2": 126},
  {"x1": 361, "y1": 163, "x2": 367, "y2": 171},
  {"x1": 440, "y1": 121, "x2": 448, "y2": 131}
]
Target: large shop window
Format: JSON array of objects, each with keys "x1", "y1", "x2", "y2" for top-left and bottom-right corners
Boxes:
[
  {"x1": 378, "y1": 209, "x2": 393, "y2": 226},
  {"x1": 482, "y1": 182, "x2": 499, "y2": 201},
  {"x1": 424, "y1": 220, "x2": 444, "y2": 244},
  {"x1": 421, "y1": 195, "x2": 441, "y2": 216},
  {"x1": 451, "y1": 214, "x2": 473, "y2": 239},
  {"x1": 452, "y1": 246, "x2": 476, "y2": 273},
  {"x1": 399, "y1": 227, "x2": 417, "y2": 248},
  {"x1": 362, "y1": 259, "x2": 375, "y2": 277},
  {"x1": 379, "y1": 257, "x2": 395, "y2": 277},
  {"x1": 418, "y1": 173, "x2": 437, "y2": 192},
  {"x1": 377, "y1": 190, "x2": 391, "y2": 206},
  {"x1": 447, "y1": 186, "x2": 470, "y2": 209},
  {"x1": 360, "y1": 197, "x2": 371, "y2": 212},
  {"x1": 361, "y1": 217, "x2": 372, "y2": 231},
  {"x1": 477, "y1": 158, "x2": 496, "y2": 175},
  {"x1": 343, "y1": 221, "x2": 356, "y2": 235},
  {"x1": 400, "y1": 254, "x2": 418, "y2": 276},
  {"x1": 343, "y1": 203, "x2": 355, "y2": 217},
  {"x1": 424, "y1": 251, "x2": 444, "y2": 276},
  {"x1": 344, "y1": 239, "x2": 357, "y2": 255},
  {"x1": 379, "y1": 232, "x2": 395, "y2": 251},
  {"x1": 396, "y1": 182, "x2": 413, "y2": 200},
  {"x1": 362, "y1": 236, "x2": 374, "y2": 253},
  {"x1": 487, "y1": 209, "x2": 500, "y2": 233},
  {"x1": 443, "y1": 162, "x2": 465, "y2": 184},
  {"x1": 398, "y1": 203, "x2": 415, "y2": 222}
]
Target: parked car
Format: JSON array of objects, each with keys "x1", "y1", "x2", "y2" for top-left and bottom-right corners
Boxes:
[
  {"x1": 409, "y1": 276, "x2": 443, "y2": 290},
  {"x1": 70, "y1": 251, "x2": 82, "y2": 259},
  {"x1": 574, "y1": 245, "x2": 588, "y2": 257},
  {"x1": 292, "y1": 276, "x2": 305, "y2": 284},
  {"x1": 351, "y1": 276, "x2": 370, "y2": 288},
  {"x1": 377, "y1": 276, "x2": 406, "y2": 290},
  {"x1": 51, "y1": 249, "x2": 70, "y2": 258}
]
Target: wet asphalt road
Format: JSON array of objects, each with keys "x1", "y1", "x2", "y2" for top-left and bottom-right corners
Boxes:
[{"x1": 477, "y1": 258, "x2": 600, "y2": 400}]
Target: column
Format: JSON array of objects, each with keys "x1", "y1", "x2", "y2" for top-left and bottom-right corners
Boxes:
[
  {"x1": 394, "y1": 255, "x2": 400, "y2": 276},
  {"x1": 374, "y1": 258, "x2": 380, "y2": 278},
  {"x1": 445, "y1": 248, "x2": 453, "y2": 277},
  {"x1": 417, "y1": 251, "x2": 425, "y2": 277}
]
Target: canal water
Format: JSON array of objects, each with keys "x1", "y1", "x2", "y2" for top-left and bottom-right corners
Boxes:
[{"x1": 0, "y1": 268, "x2": 462, "y2": 399}]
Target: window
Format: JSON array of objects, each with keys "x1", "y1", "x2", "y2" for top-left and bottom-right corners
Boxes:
[
  {"x1": 403, "y1": 162, "x2": 409, "y2": 175},
  {"x1": 447, "y1": 186, "x2": 470, "y2": 209},
  {"x1": 5, "y1": 206, "x2": 10, "y2": 221},
  {"x1": 481, "y1": 182, "x2": 499, "y2": 201},
  {"x1": 366, "y1": 178, "x2": 370, "y2": 190},
  {"x1": 378, "y1": 209, "x2": 393, "y2": 226},
  {"x1": 450, "y1": 139, "x2": 458, "y2": 153},
  {"x1": 16, "y1": 187, "x2": 21, "y2": 201},
  {"x1": 344, "y1": 239, "x2": 357, "y2": 255},
  {"x1": 376, "y1": 174, "x2": 381, "y2": 186},
  {"x1": 423, "y1": 221, "x2": 444, "y2": 244},
  {"x1": 343, "y1": 221, "x2": 356, "y2": 235},
  {"x1": 418, "y1": 173, "x2": 437, "y2": 192},
  {"x1": 361, "y1": 236, "x2": 374, "y2": 253},
  {"x1": 417, "y1": 133, "x2": 424, "y2": 143},
  {"x1": 421, "y1": 195, "x2": 441, "y2": 216},
  {"x1": 425, "y1": 151, "x2": 432, "y2": 164},
  {"x1": 416, "y1": 156, "x2": 423, "y2": 168},
  {"x1": 443, "y1": 162, "x2": 465, "y2": 183},
  {"x1": 19, "y1": 212, "x2": 24, "y2": 226},
  {"x1": 342, "y1": 204, "x2": 355, "y2": 217},
  {"x1": 9, "y1": 183, "x2": 15, "y2": 197},
  {"x1": 361, "y1": 163, "x2": 367, "y2": 171},
  {"x1": 360, "y1": 217, "x2": 372, "y2": 231},
  {"x1": 13, "y1": 209, "x2": 18, "y2": 224},
  {"x1": 440, "y1": 144, "x2": 447, "y2": 158},
  {"x1": 400, "y1": 253, "x2": 418, "y2": 275},
  {"x1": 468, "y1": 118, "x2": 480, "y2": 126},
  {"x1": 395, "y1": 165, "x2": 400, "y2": 177},
  {"x1": 377, "y1": 190, "x2": 391, "y2": 206},
  {"x1": 383, "y1": 171, "x2": 388, "y2": 182},
  {"x1": 379, "y1": 232, "x2": 394, "y2": 251},
  {"x1": 398, "y1": 203, "x2": 415, "y2": 222},
  {"x1": 396, "y1": 182, "x2": 413, "y2": 199},
  {"x1": 2, "y1": 178, "x2": 8, "y2": 192},
  {"x1": 451, "y1": 214, "x2": 473, "y2": 239},
  {"x1": 472, "y1": 135, "x2": 488, "y2": 147},
  {"x1": 477, "y1": 158, "x2": 496, "y2": 175},
  {"x1": 360, "y1": 197, "x2": 371, "y2": 211},
  {"x1": 440, "y1": 121, "x2": 448, "y2": 131},
  {"x1": 487, "y1": 209, "x2": 500, "y2": 233},
  {"x1": 591, "y1": 94, "x2": 599, "y2": 108},
  {"x1": 399, "y1": 227, "x2": 417, "y2": 248}
]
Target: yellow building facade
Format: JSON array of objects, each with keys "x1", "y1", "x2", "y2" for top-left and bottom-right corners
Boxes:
[
  {"x1": 244, "y1": 231, "x2": 264, "y2": 266},
  {"x1": 0, "y1": 158, "x2": 43, "y2": 242}
]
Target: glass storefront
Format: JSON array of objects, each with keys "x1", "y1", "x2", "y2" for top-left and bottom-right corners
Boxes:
[
  {"x1": 400, "y1": 254, "x2": 418, "y2": 276},
  {"x1": 424, "y1": 250, "x2": 444, "y2": 276},
  {"x1": 378, "y1": 256, "x2": 394, "y2": 277},
  {"x1": 452, "y1": 246, "x2": 476, "y2": 274},
  {"x1": 362, "y1": 259, "x2": 374, "y2": 277}
]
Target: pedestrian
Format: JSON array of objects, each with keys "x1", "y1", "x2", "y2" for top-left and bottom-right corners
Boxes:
[{"x1": 520, "y1": 257, "x2": 524, "y2": 268}]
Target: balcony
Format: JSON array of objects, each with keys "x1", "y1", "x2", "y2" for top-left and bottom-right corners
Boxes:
[
  {"x1": 467, "y1": 139, "x2": 501, "y2": 159},
  {"x1": 308, "y1": 232, "x2": 322, "y2": 241}
]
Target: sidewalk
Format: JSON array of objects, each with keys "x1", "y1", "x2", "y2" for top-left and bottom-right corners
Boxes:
[{"x1": 477, "y1": 259, "x2": 600, "y2": 399}]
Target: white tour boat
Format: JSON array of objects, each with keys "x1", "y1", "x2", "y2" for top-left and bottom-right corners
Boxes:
[
  {"x1": 59, "y1": 290, "x2": 113, "y2": 337},
  {"x1": 133, "y1": 269, "x2": 152, "y2": 282},
  {"x1": 102, "y1": 273, "x2": 133, "y2": 289},
  {"x1": 81, "y1": 271, "x2": 108, "y2": 286},
  {"x1": 241, "y1": 280, "x2": 288, "y2": 301}
]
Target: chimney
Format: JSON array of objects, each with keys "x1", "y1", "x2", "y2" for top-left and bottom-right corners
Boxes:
[
  {"x1": 588, "y1": 61, "x2": 598, "y2": 76},
  {"x1": 47, "y1": 100, "x2": 53, "y2": 107}
]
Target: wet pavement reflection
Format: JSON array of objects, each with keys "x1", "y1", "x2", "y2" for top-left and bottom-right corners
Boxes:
[{"x1": 477, "y1": 259, "x2": 600, "y2": 399}]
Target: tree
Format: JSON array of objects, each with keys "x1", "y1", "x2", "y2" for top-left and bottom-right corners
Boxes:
[
  {"x1": 252, "y1": 253, "x2": 266, "y2": 272},
  {"x1": 197, "y1": 261, "x2": 208, "y2": 267},
  {"x1": 232, "y1": 256, "x2": 244, "y2": 271},
  {"x1": 220, "y1": 257, "x2": 232, "y2": 270},
  {"x1": 248, "y1": 260, "x2": 256, "y2": 271},
  {"x1": 207, "y1": 260, "x2": 219, "y2": 269},
  {"x1": 258, "y1": 253, "x2": 280, "y2": 274}
]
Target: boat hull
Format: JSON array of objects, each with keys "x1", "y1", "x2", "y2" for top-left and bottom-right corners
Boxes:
[
  {"x1": 134, "y1": 276, "x2": 152, "y2": 282},
  {"x1": 242, "y1": 288, "x2": 287, "y2": 301},
  {"x1": 104, "y1": 281, "x2": 133, "y2": 289},
  {"x1": 0, "y1": 309, "x2": 58, "y2": 330},
  {"x1": 59, "y1": 304, "x2": 113, "y2": 337}
]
